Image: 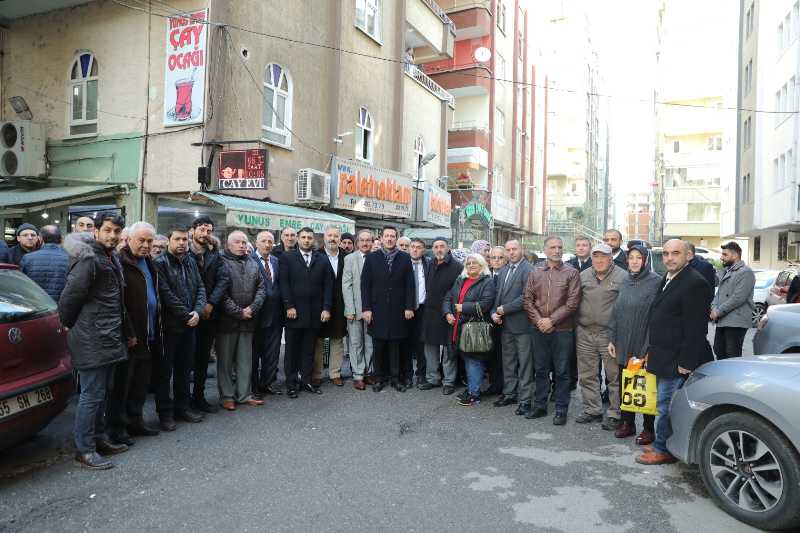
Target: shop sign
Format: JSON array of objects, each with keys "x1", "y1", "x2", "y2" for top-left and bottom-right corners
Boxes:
[
  {"x1": 461, "y1": 201, "x2": 493, "y2": 227},
  {"x1": 217, "y1": 149, "x2": 268, "y2": 190},
  {"x1": 422, "y1": 182, "x2": 452, "y2": 227},
  {"x1": 491, "y1": 192, "x2": 519, "y2": 225},
  {"x1": 163, "y1": 9, "x2": 208, "y2": 126},
  {"x1": 226, "y1": 210, "x2": 354, "y2": 235},
  {"x1": 331, "y1": 157, "x2": 413, "y2": 218}
]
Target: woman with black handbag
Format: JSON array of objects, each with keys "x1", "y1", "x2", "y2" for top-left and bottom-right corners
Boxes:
[{"x1": 443, "y1": 253, "x2": 497, "y2": 406}]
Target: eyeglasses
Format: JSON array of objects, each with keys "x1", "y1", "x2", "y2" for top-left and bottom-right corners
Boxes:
[{"x1": 490, "y1": 256, "x2": 504, "y2": 260}]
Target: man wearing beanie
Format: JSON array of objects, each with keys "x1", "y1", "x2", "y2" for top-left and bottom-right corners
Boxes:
[
  {"x1": 8, "y1": 223, "x2": 40, "y2": 265},
  {"x1": 340, "y1": 233, "x2": 355, "y2": 254}
]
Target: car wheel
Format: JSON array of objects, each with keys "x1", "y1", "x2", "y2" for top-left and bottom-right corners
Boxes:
[
  {"x1": 752, "y1": 303, "x2": 767, "y2": 328},
  {"x1": 698, "y1": 412, "x2": 800, "y2": 531}
]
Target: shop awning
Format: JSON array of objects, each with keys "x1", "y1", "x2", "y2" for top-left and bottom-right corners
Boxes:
[
  {"x1": 0, "y1": 184, "x2": 127, "y2": 216},
  {"x1": 192, "y1": 192, "x2": 355, "y2": 234}
]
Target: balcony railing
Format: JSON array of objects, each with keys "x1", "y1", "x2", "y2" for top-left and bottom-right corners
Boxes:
[
  {"x1": 404, "y1": 63, "x2": 456, "y2": 108},
  {"x1": 419, "y1": 0, "x2": 457, "y2": 33},
  {"x1": 451, "y1": 120, "x2": 489, "y2": 131},
  {"x1": 437, "y1": 0, "x2": 492, "y2": 13}
]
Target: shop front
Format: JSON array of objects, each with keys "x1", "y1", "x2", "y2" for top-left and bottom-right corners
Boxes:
[
  {"x1": 490, "y1": 191, "x2": 522, "y2": 245},
  {"x1": 450, "y1": 190, "x2": 493, "y2": 247}
]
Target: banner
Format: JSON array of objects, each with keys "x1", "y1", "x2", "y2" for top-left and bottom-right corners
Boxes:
[
  {"x1": 331, "y1": 157, "x2": 413, "y2": 218},
  {"x1": 217, "y1": 149, "x2": 268, "y2": 190},
  {"x1": 163, "y1": 9, "x2": 208, "y2": 126}
]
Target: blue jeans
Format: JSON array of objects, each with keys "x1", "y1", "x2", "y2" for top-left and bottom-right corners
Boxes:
[
  {"x1": 74, "y1": 364, "x2": 115, "y2": 454},
  {"x1": 653, "y1": 376, "x2": 685, "y2": 454},
  {"x1": 464, "y1": 356, "x2": 485, "y2": 396},
  {"x1": 532, "y1": 329, "x2": 574, "y2": 413}
]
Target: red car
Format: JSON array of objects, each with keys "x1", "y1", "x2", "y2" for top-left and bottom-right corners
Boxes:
[{"x1": 0, "y1": 264, "x2": 73, "y2": 451}]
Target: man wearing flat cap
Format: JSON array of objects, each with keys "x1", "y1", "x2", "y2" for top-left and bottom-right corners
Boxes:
[
  {"x1": 8, "y1": 223, "x2": 40, "y2": 265},
  {"x1": 574, "y1": 242, "x2": 627, "y2": 429}
]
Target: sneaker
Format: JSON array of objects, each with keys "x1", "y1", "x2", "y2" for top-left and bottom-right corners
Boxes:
[
  {"x1": 456, "y1": 390, "x2": 471, "y2": 402},
  {"x1": 442, "y1": 385, "x2": 455, "y2": 395},
  {"x1": 458, "y1": 394, "x2": 480, "y2": 406}
]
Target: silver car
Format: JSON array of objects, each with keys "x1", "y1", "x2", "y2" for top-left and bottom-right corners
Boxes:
[
  {"x1": 668, "y1": 355, "x2": 800, "y2": 531},
  {"x1": 754, "y1": 304, "x2": 800, "y2": 355}
]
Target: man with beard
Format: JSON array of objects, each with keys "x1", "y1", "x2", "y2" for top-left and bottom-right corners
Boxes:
[
  {"x1": 7, "y1": 223, "x2": 39, "y2": 265},
  {"x1": 111, "y1": 222, "x2": 162, "y2": 444},
  {"x1": 59, "y1": 212, "x2": 133, "y2": 469},
  {"x1": 189, "y1": 216, "x2": 230, "y2": 414},
  {"x1": 710, "y1": 241, "x2": 755, "y2": 359},
  {"x1": 603, "y1": 229, "x2": 627, "y2": 270},
  {"x1": 312, "y1": 227, "x2": 347, "y2": 386},
  {"x1": 280, "y1": 227, "x2": 333, "y2": 398},
  {"x1": 150, "y1": 234, "x2": 168, "y2": 259},
  {"x1": 340, "y1": 233, "x2": 355, "y2": 254},
  {"x1": 75, "y1": 216, "x2": 95, "y2": 233},
  {"x1": 343, "y1": 230, "x2": 374, "y2": 390}
]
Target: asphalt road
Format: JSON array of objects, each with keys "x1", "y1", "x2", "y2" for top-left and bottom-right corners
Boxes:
[{"x1": 0, "y1": 328, "x2": 758, "y2": 533}]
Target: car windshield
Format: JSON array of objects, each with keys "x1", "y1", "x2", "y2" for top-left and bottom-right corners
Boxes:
[
  {"x1": 754, "y1": 271, "x2": 776, "y2": 289},
  {"x1": 0, "y1": 270, "x2": 57, "y2": 324}
]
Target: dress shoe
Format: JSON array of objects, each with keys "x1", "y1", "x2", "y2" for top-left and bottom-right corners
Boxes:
[
  {"x1": 159, "y1": 415, "x2": 177, "y2": 431},
  {"x1": 263, "y1": 385, "x2": 282, "y2": 395},
  {"x1": 635, "y1": 450, "x2": 677, "y2": 465},
  {"x1": 96, "y1": 439, "x2": 128, "y2": 456},
  {"x1": 524, "y1": 407, "x2": 548, "y2": 420},
  {"x1": 515, "y1": 403, "x2": 532, "y2": 416},
  {"x1": 109, "y1": 431, "x2": 134, "y2": 447},
  {"x1": 332, "y1": 377, "x2": 344, "y2": 387},
  {"x1": 553, "y1": 412, "x2": 567, "y2": 426},
  {"x1": 193, "y1": 398, "x2": 220, "y2": 414},
  {"x1": 175, "y1": 409, "x2": 204, "y2": 423},
  {"x1": 602, "y1": 417, "x2": 621, "y2": 431},
  {"x1": 245, "y1": 397, "x2": 264, "y2": 406},
  {"x1": 636, "y1": 430, "x2": 655, "y2": 446},
  {"x1": 354, "y1": 380, "x2": 366, "y2": 391},
  {"x1": 373, "y1": 381, "x2": 386, "y2": 392},
  {"x1": 75, "y1": 452, "x2": 113, "y2": 470},
  {"x1": 366, "y1": 375, "x2": 377, "y2": 385},
  {"x1": 304, "y1": 384, "x2": 322, "y2": 395},
  {"x1": 493, "y1": 395, "x2": 517, "y2": 407},
  {"x1": 442, "y1": 385, "x2": 455, "y2": 395},
  {"x1": 311, "y1": 378, "x2": 322, "y2": 387},
  {"x1": 574, "y1": 412, "x2": 603, "y2": 424},
  {"x1": 221, "y1": 400, "x2": 236, "y2": 411},
  {"x1": 127, "y1": 420, "x2": 159, "y2": 437},
  {"x1": 392, "y1": 382, "x2": 407, "y2": 392},
  {"x1": 417, "y1": 382, "x2": 440, "y2": 390},
  {"x1": 287, "y1": 388, "x2": 298, "y2": 399},
  {"x1": 614, "y1": 422, "x2": 636, "y2": 439}
]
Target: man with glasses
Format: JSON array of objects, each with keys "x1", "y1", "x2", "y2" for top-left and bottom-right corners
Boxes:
[{"x1": 8, "y1": 223, "x2": 40, "y2": 265}]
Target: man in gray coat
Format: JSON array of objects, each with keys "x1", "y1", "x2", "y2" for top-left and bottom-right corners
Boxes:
[
  {"x1": 491, "y1": 239, "x2": 533, "y2": 409},
  {"x1": 711, "y1": 241, "x2": 756, "y2": 359},
  {"x1": 343, "y1": 229, "x2": 374, "y2": 390}
]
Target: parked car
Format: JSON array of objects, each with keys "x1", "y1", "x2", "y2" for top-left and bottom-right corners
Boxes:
[
  {"x1": 752, "y1": 270, "x2": 779, "y2": 327},
  {"x1": 766, "y1": 266, "x2": 800, "y2": 306},
  {"x1": 694, "y1": 245, "x2": 722, "y2": 263},
  {"x1": 754, "y1": 303, "x2": 800, "y2": 355},
  {"x1": 651, "y1": 247, "x2": 666, "y2": 275},
  {"x1": 0, "y1": 264, "x2": 73, "y2": 451},
  {"x1": 668, "y1": 354, "x2": 800, "y2": 531}
]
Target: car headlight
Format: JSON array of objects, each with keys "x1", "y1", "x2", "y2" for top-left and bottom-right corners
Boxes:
[{"x1": 684, "y1": 371, "x2": 707, "y2": 388}]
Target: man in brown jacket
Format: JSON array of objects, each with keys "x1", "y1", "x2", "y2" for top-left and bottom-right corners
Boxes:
[{"x1": 522, "y1": 236, "x2": 581, "y2": 425}]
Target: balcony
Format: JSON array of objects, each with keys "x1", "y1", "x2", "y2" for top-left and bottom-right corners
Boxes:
[
  {"x1": 449, "y1": 121, "x2": 491, "y2": 151},
  {"x1": 406, "y1": 0, "x2": 456, "y2": 64},
  {"x1": 427, "y1": 63, "x2": 492, "y2": 96},
  {"x1": 0, "y1": 0, "x2": 94, "y2": 23},
  {"x1": 437, "y1": 0, "x2": 493, "y2": 39},
  {"x1": 404, "y1": 63, "x2": 456, "y2": 108}
]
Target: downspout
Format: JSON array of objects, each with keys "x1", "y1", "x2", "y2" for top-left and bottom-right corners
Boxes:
[
  {"x1": 139, "y1": 0, "x2": 153, "y2": 221},
  {"x1": 393, "y1": 0, "x2": 406, "y2": 171},
  {"x1": 510, "y1": 0, "x2": 519, "y2": 199},
  {"x1": 329, "y1": 0, "x2": 343, "y2": 169},
  {"x1": 488, "y1": 0, "x2": 497, "y2": 194},
  {"x1": 520, "y1": 8, "x2": 528, "y2": 231},
  {"x1": 734, "y1": 0, "x2": 745, "y2": 235},
  {"x1": 529, "y1": 65, "x2": 536, "y2": 233},
  {"x1": 542, "y1": 74, "x2": 549, "y2": 233}
]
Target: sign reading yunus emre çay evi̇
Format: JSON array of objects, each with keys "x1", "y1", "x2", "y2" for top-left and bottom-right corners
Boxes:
[
  {"x1": 226, "y1": 211, "x2": 354, "y2": 235},
  {"x1": 332, "y1": 158, "x2": 413, "y2": 218}
]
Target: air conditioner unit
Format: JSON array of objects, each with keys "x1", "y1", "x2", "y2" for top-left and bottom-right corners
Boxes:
[
  {"x1": 788, "y1": 244, "x2": 799, "y2": 262},
  {"x1": 0, "y1": 121, "x2": 47, "y2": 178},
  {"x1": 295, "y1": 168, "x2": 331, "y2": 204}
]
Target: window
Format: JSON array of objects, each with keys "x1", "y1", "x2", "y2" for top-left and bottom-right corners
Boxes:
[
  {"x1": 673, "y1": 140, "x2": 680, "y2": 153},
  {"x1": 497, "y1": 0, "x2": 507, "y2": 34},
  {"x1": 786, "y1": 14, "x2": 793, "y2": 47},
  {"x1": 744, "y1": 59, "x2": 753, "y2": 95},
  {"x1": 778, "y1": 231, "x2": 789, "y2": 261},
  {"x1": 687, "y1": 203, "x2": 720, "y2": 222},
  {"x1": 774, "y1": 158, "x2": 780, "y2": 189},
  {"x1": 779, "y1": 23, "x2": 785, "y2": 51},
  {"x1": 746, "y1": 6, "x2": 752, "y2": 37},
  {"x1": 495, "y1": 108, "x2": 505, "y2": 142},
  {"x1": 496, "y1": 53, "x2": 506, "y2": 85},
  {"x1": 753, "y1": 235, "x2": 761, "y2": 261},
  {"x1": 262, "y1": 63, "x2": 293, "y2": 148},
  {"x1": 742, "y1": 173, "x2": 752, "y2": 203},
  {"x1": 787, "y1": 149, "x2": 794, "y2": 187},
  {"x1": 355, "y1": 0, "x2": 381, "y2": 43},
  {"x1": 795, "y1": 3, "x2": 800, "y2": 38},
  {"x1": 414, "y1": 135, "x2": 425, "y2": 182},
  {"x1": 708, "y1": 136, "x2": 722, "y2": 150},
  {"x1": 743, "y1": 116, "x2": 752, "y2": 148},
  {"x1": 518, "y1": 29, "x2": 524, "y2": 60},
  {"x1": 68, "y1": 52, "x2": 98, "y2": 137},
  {"x1": 355, "y1": 106, "x2": 373, "y2": 163},
  {"x1": 780, "y1": 154, "x2": 786, "y2": 188}
]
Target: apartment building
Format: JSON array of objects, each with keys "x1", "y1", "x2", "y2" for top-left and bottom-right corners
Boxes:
[{"x1": 624, "y1": 192, "x2": 651, "y2": 242}]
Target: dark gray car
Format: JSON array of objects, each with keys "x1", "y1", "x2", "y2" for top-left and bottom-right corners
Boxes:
[{"x1": 668, "y1": 355, "x2": 800, "y2": 530}]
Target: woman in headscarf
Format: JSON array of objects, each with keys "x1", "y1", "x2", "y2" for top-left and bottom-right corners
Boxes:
[
  {"x1": 607, "y1": 244, "x2": 662, "y2": 444},
  {"x1": 470, "y1": 240, "x2": 491, "y2": 263}
]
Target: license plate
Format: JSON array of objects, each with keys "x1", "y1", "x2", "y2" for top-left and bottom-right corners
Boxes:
[{"x1": 0, "y1": 386, "x2": 54, "y2": 420}]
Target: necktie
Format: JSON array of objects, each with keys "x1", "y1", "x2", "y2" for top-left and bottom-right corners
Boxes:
[
  {"x1": 263, "y1": 257, "x2": 272, "y2": 282},
  {"x1": 304, "y1": 253, "x2": 311, "y2": 267},
  {"x1": 413, "y1": 261, "x2": 420, "y2": 305},
  {"x1": 504, "y1": 264, "x2": 516, "y2": 286}
]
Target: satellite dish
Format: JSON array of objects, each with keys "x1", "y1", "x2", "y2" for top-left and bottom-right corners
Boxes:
[{"x1": 474, "y1": 47, "x2": 491, "y2": 63}]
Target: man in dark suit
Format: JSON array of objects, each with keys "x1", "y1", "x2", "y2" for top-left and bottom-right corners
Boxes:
[
  {"x1": 491, "y1": 239, "x2": 533, "y2": 409},
  {"x1": 636, "y1": 239, "x2": 713, "y2": 466},
  {"x1": 402, "y1": 237, "x2": 431, "y2": 386},
  {"x1": 688, "y1": 243, "x2": 717, "y2": 298},
  {"x1": 279, "y1": 227, "x2": 333, "y2": 398},
  {"x1": 361, "y1": 226, "x2": 416, "y2": 392},
  {"x1": 313, "y1": 226, "x2": 348, "y2": 386},
  {"x1": 271, "y1": 227, "x2": 298, "y2": 258},
  {"x1": 567, "y1": 236, "x2": 593, "y2": 272},
  {"x1": 252, "y1": 230, "x2": 282, "y2": 398},
  {"x1": 603, "y1": 229, "x2": 628, "y2": 270}
]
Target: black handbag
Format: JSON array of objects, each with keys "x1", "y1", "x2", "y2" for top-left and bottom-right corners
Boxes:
[{"x1": 458, "y1": 301, "x2": 493, "y2": 354}]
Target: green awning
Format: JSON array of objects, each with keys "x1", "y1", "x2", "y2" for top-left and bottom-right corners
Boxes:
[
  {"x1": 192, "y1": 192, "x2": 355, "y2": 234},
  {"x1": 0, "y1": 184, "x2": 126, "y2": 216}
]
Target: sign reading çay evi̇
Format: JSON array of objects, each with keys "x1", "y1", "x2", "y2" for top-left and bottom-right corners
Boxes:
[
  {"x1": 217, "y1": 149, "x2": 268, "y2": 190},
  {"x1": 163, "y1": 9, "x2": 208, "y2": 126},
  {"x1": 226, "y1": 210, "x2": 354, "y2": 235},
  {"x1": 332, "y1": 157, "x2": 413, "y2": 218}
]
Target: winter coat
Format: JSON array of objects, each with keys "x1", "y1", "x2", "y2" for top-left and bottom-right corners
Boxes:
[
  {"x1": 219, "y1": 250, "x2": 266, "y2": 333},
  {"x1": 58, "y1": 235, "x2": 132, "y2": 370},
  {"x1": 189, "y1": 235, "x2": 230, "y2": 317},
  {"x1": 690, "y1": 256, "x2": 717, "y2": 300},
  {"x1": 567, "y1": 256, "x2": 593, "y2": 272},
  {"x1": 252, "y1": 253, "x2": 282, "y2": 329},
  {"x1": 0, "y1": 240, "x2": 7, "y2": 262},
  {"x1": 443, "y1": 274, "x2": 497, "y2": 361},
  {"x1": 155, "y1": 251, "x2": 207, "y2": 332},
  {"x1": 342, "y1": 251, "x2": 368, "y2": 318},
  {"x1": 279, "y1": 248, "x2": 333, "y2": 330},
  {"x1": 493, "y1": 259, "x2": 534, "y2": 334},
  {"x1": 6, "y1": 245, "x2": 32, "y2": 266},
  {"x1": 119, "y1": 246, "x2": 164, "y2": 360},
  {"x1": 19, "y1": 243, "x2": 70, "y2": 302},
  {"x1": 613, "y1": 250, "x2": 628, "y2": 271},
  {"x1": 421, "y1": 253, "x2": 463, "y2": 346},
  {"x1": 712, "y1": 261, "x2": 756, "y2": 329},
  {"x1": 608, "y1": 270, "x2": 662, "y2": 365},
  {"x1": 361, "y1": 249, "x2": 416, "y2": 340},
  {"x1": 318, "y1": 250, "x2": 347, "y2": 339}
]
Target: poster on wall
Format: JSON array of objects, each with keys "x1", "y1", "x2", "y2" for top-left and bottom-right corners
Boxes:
[
  {"x1": 217, "y1": 149, "x2": 268, "y2": 190},
  {"x1": 163, "y1": 9, "x2": 208, "y2": 126}
]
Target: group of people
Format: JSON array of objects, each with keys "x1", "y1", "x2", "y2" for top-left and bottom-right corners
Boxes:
[{"x1": 3, "y1": 213, "x2": 758, "y2": 471}]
